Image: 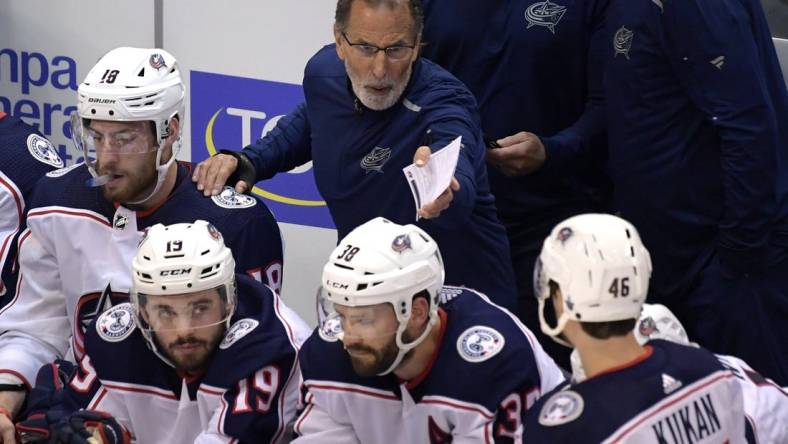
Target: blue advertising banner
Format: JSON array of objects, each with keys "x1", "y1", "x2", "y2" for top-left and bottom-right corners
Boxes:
[{"x1": 190, "y1": 70, "x2": 333, "y2": 229}]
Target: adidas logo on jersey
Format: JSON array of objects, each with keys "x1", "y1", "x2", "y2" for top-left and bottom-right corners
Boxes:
[
  {"x1": 661, "y1": 373, "x2": 682, "y2": 394},
  {"x1": 438, "y1": 287, "x2": 462, "y2": 305}
]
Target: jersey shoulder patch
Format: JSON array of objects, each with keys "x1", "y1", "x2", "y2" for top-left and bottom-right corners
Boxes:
[
  {"x1": 220, "y1": 318, "x2": 260, "y2": 349},
  {"x1": 96, "y1": 303, "x2": 136, "y2": 342},
  {"x1": 318, "y1": 314, "x2": 343, "y2": 343},
  {"x1": 538, "y1": 390, "x2": 585, "y2": 426},
  {"x1": 211, "y1": 186, "x2": 257, "y2": 209},
  {"x1": 456, "y1": 325, "x2": 505, "y2": 363},
  {"x1": 46, "y1": 162, "x2": 83, "y2": 178},
  {"x1": 27, "y1": 133, "x2": 64, "y2": 168}
]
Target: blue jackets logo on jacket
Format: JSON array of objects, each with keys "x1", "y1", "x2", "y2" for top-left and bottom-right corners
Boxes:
[
  {"x1": 360, "y1": 146, "x2": 392, "y2": 173},
  {"x1": 525, "y1": 1, "x2": 567, "y2": 34},
  {"x1": 614, "y1": 26, "x2": 634, "y2": 60}
]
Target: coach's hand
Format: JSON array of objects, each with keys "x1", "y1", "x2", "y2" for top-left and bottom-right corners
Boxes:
[
  {"x1": 0, "y1": 390, "x2": 25, "y2": 443},
  {"x1": 414, "y1": 146, "x2": 460, "y2": 219},
  {"x1": 486, "y1": 131, "x2": 546, "y2": 176},
  {"x1": 193, "y1": 150, "x2": 255, "y2": 197}
]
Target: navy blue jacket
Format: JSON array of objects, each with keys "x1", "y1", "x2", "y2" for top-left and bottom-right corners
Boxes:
[
  {"x1": 243, "y1": 45, "x2": 517, "y2": 308},
  {"x1": 605, "y1": 0, "x2": 788, "y2": 298},
  {"x1": 421, "y1": 0, "x2": 613, "y2": 250}
]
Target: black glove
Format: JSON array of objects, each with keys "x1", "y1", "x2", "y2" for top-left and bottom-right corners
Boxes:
[
  {"x1": 219, "y1": 149, "x2": 257, "y2": 192},
  {"x1": 52, "y1": 410, "x2": 130, "y2": 444}
]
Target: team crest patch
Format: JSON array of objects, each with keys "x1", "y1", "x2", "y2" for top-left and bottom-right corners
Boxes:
[
  {"x1": 149, "y1": 53, "x2": 166, "y2": 70},
  {"x1": 360, "y1": 146, "x2": 391, "y2": 173},
  {"x1": 318, "y1": 314, "x2": 343, "y2": 342},
  {"x1": 525, "y1": 0, "x2": 567, "y2": 34},
  {"x1": 46, "y1": 162, "x2": 82, "y2": 178},
  {"x1": 391, "y1": 234, "x2": 412, "y2": 253},
  {"x1": 638, "y1": 316, "x2": 659, "y2": 338},
  {"x1": 457, "y1": 326, "x2": 505, "y2": 363},
  {"x1": 212, "y1": 186, "x2": 257, "y2": 209},
  {"x1": 96, "y1": 303, "x2": 136, "y2": 343},
  {"x1": 27, "y1": 134, "x2": 64, "y2": 168},
  {"x1": 614, "y1": 26, "x2": 635, "y2": 60},
  {"x1": 220, "y1": 318, "x2": 259, "y2": 349},
  {"x1": 556, "y1": 226, "x2": 573, "y2": 244},
  {"x1": 207, "y1": 223, "x2": 222, "y2": 241},
  {"x1": 538, "y1": 390, "x2": 584, "y2": 426}
]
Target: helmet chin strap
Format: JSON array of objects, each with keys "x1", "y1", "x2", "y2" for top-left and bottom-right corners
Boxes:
[
  {"x1": 538, "y1": 298, "x2": 573, "y2": 348},
  {"x1": 135, "y1": 312, "x2": 178, "y2": 369},
  {"x1": 127, "y1": 139, "x2": 181, "y2": 206},
  {"x1": 377, "y1": 312, "x2": 438, "y2": 376}
]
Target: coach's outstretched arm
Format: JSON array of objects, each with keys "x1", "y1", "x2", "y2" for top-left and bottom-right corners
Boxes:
[{"x1": 193, "y1": 102, "x2": 313, "y2": 196}]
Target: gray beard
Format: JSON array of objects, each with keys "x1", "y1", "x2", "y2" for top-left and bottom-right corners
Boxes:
[{"x1": 345, "y1": 60, "x2": 412, "y2": 111}]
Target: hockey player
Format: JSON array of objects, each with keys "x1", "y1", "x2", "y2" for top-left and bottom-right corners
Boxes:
[
  {"x1": 293, "y1": 217, "x2": 564, "y2": 443},
  {"x1": 0, "y1": 113, "x2": 63, "y2": 311},
  {"x1": 570, "y1": 303, "x2": 788, "y2": 444},
  {"x1": 0, "y1": 47, "x2": 283, "y2": 442},
  {"x1": 192, "y1": 0, "x2": 518, "y2": 309},
  {"x1": 604, "y1": 0, "x2": 788, "y2": 384},
  {"x1": 524, "y1": 214, "x2": 747, "y2": 443},
  {"x1": 16, "y1": 221, "x2": 309, "y2": 443}
]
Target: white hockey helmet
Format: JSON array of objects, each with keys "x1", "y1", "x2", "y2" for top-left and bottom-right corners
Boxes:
[
  {"x1": 131, "y1": 220, "x2": 237, "y2": 365},
  {"x1": 71, "y1": 47, "x2": 185, "y2": 204},
  {"x1": 534, "y1": 213, "x2": 652, "y2": 346},
  {"x1": 319, "y1": 217, "x2": 444, "y2": 375}
]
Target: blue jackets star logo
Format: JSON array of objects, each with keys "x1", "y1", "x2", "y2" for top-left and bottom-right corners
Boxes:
[
  {"x1": 74, "y1": 283, "x2": 129, "y2": 360},
  {"x1": 614, "y1": 26, "x2": 635, "y2": 60},
  {"x1": 360, "y1": 146, "x2": 392, "y2": 173},
  {"x1": 391, "y1": 234, "x2": 412, "y2": 253},
  {"x1": 525, "y1": 1, "x2": 567, "y2": 34},
  {"x1": 80, "y1": 283, "x2": 117, "y2": 332}
]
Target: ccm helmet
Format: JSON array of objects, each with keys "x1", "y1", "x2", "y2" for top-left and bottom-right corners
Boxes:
[
  {"x1": 320, "y1": 217, "x2": 444, "y2": 375},
  {"x1": 131, "y1": 220, "x2": 236, "y2": 366}
]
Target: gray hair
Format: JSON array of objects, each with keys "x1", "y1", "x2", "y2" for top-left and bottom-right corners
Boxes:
[{"x1": 335, "y1": 0, "x2": 424, "y2": 36}]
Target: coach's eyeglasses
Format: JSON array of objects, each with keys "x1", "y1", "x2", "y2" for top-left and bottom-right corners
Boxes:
[{"x1": 341, "y1": 32, "x2": 417, "y2": 61}]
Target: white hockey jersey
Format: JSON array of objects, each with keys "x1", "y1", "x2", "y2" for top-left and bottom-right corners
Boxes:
[
  {"x1": 0, "y1": 113, "x2": 62, "y2": 307},
  {"x1": 715, "y1": 354, "x2": 788, "y2": 443},
  {"x1": 0, "y1": 162, "x2": 283, "y2": 388},
  {"x1": 293, "y1": 287, "x2": 565, "y2": 443},
  {"x1": 59, "y1": 274, "x2": 310, "y2": 444}
]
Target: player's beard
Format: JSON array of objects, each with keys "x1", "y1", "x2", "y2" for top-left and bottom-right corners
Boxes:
[
  {"x1": 161, "y1": 331, "x2": 222, "y2": 373},
  {"x1": 97, "y1": 153, "x2": 158, "y2": 203},
  {"x1": 345, "y1": 60, "x2": 412, "y2": 111},
  {"x1": 346, "y1": 330, "x2": 414, "y2": 376}
]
